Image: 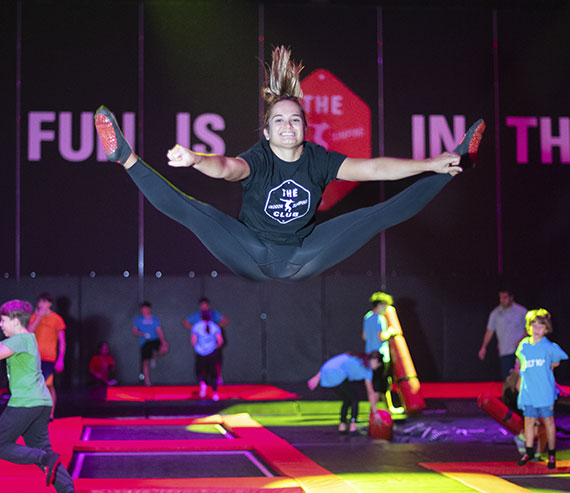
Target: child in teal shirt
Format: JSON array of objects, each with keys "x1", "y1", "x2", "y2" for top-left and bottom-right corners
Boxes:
[
  {"x1": 516, "y1": 308, "x2": 568, "y2": 469},
  {"x1": 0, "y1": 300, "x2": 74, "y2": 492}
]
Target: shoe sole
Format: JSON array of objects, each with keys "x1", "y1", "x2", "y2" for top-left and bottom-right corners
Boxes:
[
  {"x1": 454, "y1": 119, "x2": 486, "y2": 169},
  {"x1": 94, "y1": 106, "x2": 131, "y2": 164}
]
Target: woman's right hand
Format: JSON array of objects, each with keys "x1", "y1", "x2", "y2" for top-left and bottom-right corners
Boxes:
[{"x1": 167, "y1": 145, "x2": 199, "y2": 167}]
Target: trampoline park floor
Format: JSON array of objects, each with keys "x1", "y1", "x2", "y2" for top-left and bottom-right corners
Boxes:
[{"x1": 0, "y1": 382, "x2": 569, "y2": 492}]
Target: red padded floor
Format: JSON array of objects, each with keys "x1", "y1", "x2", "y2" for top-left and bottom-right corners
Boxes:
[{"x1": 106, "y1": 384, "x2": 298, "y2": 402}]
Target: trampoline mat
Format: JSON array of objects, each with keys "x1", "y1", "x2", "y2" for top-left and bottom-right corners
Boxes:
[
  {"x1": 83, "y1": 424, "x2": 229, "y2": 441},
  {"x1": 71, "y1": 450, "x2": 276, "y2": 479}
]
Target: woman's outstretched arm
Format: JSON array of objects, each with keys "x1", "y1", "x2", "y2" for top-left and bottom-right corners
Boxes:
[
  {"x1": 167, "y1": 145, "x2": 250, "y2": 182},
  {"x1": 336, "y1": 152, "x2": 462, "y2": 182}
]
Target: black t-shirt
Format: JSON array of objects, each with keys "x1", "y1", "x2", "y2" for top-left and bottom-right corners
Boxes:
[{"x1": 238, "y1": 139, "x2": 347, "y2": 245}]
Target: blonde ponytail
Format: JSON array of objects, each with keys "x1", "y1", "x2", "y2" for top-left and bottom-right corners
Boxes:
[
  {"x1": 262, "y1": 45, "x2": 304, "y2": 104},
  {"x1": 262, "y1": 46, "x2": 306, "y2": 128}
]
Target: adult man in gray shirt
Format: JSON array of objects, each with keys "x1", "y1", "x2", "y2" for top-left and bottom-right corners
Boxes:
[{"x1": 478, "y1": 289, "x2": 527, "y2": 380}]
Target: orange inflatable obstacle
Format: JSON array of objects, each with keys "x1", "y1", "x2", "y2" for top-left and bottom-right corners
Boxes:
[
  {"x1": 477, "y1": 391, "x2": 523, "y2": 435},
  {"x1": 477, "y1": 391, "x2": 547, "y2": 451},
  {"x1": 384, "y1": 306, "x2": 426, "y2": 415}
]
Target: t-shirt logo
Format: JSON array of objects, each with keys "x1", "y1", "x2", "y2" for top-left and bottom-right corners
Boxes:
[{"x1": 264, "y1": 179, "x2": 311, "y2": 224}]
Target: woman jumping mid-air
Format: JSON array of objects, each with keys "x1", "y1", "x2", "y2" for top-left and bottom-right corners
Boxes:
[{"x1": 95, "y1": 46, "x2": 485, "y2": 282}]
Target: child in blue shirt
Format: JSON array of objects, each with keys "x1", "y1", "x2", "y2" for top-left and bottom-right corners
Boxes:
[
  {"x1": 516, "y1": 308, "x2": 568, "y2": 469},
  {"x1": 307, "y1": 351, "x2": 382, "y2": 434},
  {"x1": 132, "y1": 301, "x2": 168, "y2": 386}
]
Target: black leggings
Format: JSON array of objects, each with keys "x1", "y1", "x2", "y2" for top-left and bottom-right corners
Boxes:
[
  {"x1": 333, "y1": 379, "x2": 360, "y2": 423},
  {"x1": 196, "y1": 350, "x2": 218, "y2": 391},
  {"x1": 128, "y1": 159, "x2": 452, "y2": 281}
]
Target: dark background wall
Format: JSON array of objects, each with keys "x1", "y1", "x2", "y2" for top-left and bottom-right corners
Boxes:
[{"x1": 1, "y1": 0, "x2": 568, "y2": 387}]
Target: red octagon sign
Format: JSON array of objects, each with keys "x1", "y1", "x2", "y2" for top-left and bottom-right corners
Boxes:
[{"x1": 300, "y1": 69, "x2": 371, "y2": 210}]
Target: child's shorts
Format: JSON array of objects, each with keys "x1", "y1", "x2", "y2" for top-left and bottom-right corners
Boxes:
[{"x1": 523, "y1": 405, "x2": 554, "y2": 418}]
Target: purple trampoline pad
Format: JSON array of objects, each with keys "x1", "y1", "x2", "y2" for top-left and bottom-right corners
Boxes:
[
  {"x1": 70, "y1": 450, "x2": 276, "y2": 479},
  {"x1": 82, "y1": 424, "x2": 230, "y2": 441}
]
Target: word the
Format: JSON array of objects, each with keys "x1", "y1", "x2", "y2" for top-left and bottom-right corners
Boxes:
[{"x1": 506, "y1": 116, "x2": 569, "y2": 164}]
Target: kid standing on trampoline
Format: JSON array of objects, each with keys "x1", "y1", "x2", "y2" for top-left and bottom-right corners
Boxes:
[
  {"x1": 191, "y1": 311, "x2": 224, "y2": 401},
  {"x1": 95, "y1": 46, "x2": 485, "y2": 282},
  {"x1": 515, "y1": 308, "x2": 568, "y2": 469}
]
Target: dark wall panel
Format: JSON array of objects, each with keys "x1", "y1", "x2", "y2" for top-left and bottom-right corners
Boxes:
[
  {"x1": 203, "y1": 276, "x2": 264, "y2": 383},
  {"x1": 20, "y1": 2, "x2": 140, "y2": 275},
  {"x1": 141, "y1": 276, "x2": 202, "y2": 385},
  {"x1": 323, "y1": 276, "x2": 386, "y2": 360},
  {"x1": 264, "y1": 278, "x2": 323, "y2": 382},
  {"x1": 382, "y1": 7, "x2": 496, "y2": 277},
  {"x1": 499, "y1": 8, "x2": 570, "y2": 279},
  {"x1": 80, "y1": 276, "x2": 140, "y2": 385},
  {"x1": 442, "y1": 277, "x2": 502, "y2": 382},
  {"x1": 141, "y1": 1, "x2": 259, "y2": 276},
  {"x1": 383, "y1": 276, "x2": 446, "y2": 381},
  {"x1": 0, "y1": 1, "x2": 17, "y2": 275}
]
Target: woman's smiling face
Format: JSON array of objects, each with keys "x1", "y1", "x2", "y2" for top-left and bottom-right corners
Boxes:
[{"x1": 264, "y1": 99, "x2": 306, "y2": 150}]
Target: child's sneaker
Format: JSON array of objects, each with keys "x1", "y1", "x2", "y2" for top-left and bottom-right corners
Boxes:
[
  {"x1": 94, "y1": 105, "x2": 133, "y2": 165},
  {"x1": 513, "y1": 433, "x2": 526, "y2": 454},
  {"x1": 517, "y1": 453, "x2": 532, "y2": 466},
  {"x1": 212, "y1": 392, "x2": 220, "y2": 401},
  {"x1": 42, "y1": 451, "x2": 61, "y2": 486},
  {"x1": 548, "y1": 452, "x2": 556, "y2": 469},
  {"x1": 453, "y1": 119, "x2": 486, "y2": 169}
]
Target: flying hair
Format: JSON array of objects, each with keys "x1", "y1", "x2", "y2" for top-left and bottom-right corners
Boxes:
[{"x1": 262, "y1": 46, "x2": 304, "y2": 105}]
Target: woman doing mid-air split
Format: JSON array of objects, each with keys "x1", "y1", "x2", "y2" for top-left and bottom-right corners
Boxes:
[{"x1": 94, "y1": 46, "x2": 485, "y2": 282}]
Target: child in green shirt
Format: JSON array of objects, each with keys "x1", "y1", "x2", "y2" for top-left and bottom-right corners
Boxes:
[{"x1": 0, "y1": 300, "x2": 74, "y2": 492}]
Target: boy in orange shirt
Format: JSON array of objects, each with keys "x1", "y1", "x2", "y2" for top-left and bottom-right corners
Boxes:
[{"x1": 27, "y1": 293, "x2": 66, "y2": 420}]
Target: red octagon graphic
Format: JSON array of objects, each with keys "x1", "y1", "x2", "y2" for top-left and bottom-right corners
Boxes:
[{"x1": 300, "y1": 69, "x2": 371, "y2": 210}]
